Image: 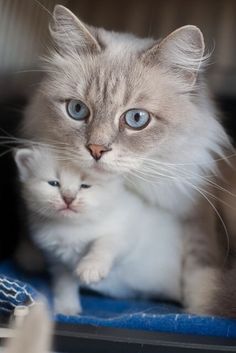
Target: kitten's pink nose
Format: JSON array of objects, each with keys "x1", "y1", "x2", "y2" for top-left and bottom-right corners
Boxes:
[
  {"x1": 87, "y1": 144, "x2": 111, "y2": 161},
  {"x1": 63, "y1": 195, "x2": 75, "y2": 206}
]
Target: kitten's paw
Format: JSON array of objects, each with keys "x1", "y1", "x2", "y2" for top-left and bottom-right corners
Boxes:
[
  {"x1": 54, "y1": 297, "x2": 82, "y2": 316},
  {"x1": 76, "y1": 258, "x2": 109, "y2": 285}
]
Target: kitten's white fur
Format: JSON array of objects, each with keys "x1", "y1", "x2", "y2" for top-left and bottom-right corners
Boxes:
[{"x1": 15, "y1": 147, "x2": 183, "y2": 315}]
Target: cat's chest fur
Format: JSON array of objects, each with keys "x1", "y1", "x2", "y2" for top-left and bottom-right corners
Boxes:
[
  {"x1": 31, "y1": 220, "x2": 100, "y2": 268},
  {"x1": 127, "y1": 177, "x2": 197, "y2": 216},
  {"x1": 89, "y1": 207, "x2": 184, "y2": 301}
]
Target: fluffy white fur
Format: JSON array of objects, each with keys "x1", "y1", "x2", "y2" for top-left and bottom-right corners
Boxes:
[
  {"x1": 20, "y1": 5, "x2": 233, "y2": 314},
  {"x1": 15, "y1": 147, "x2": 183, "y2": 315}
]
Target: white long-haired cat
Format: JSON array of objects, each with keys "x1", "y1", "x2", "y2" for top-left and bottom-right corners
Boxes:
[
  {"x1": 15, "y1": 147, "x2": 183, "y2": 315},
  {"x1": 20, "y1": 5, "x2": 232, "y2": 314}
]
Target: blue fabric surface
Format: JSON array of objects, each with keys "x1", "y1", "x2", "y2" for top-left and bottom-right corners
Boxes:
[{"x1": 1, "y1": 260, "x2": 236, "y2": 338}]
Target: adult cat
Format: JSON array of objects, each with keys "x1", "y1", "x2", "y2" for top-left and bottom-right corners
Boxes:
[{"x1": 21, "y1": 5, "x2": 231, "y2": 313}]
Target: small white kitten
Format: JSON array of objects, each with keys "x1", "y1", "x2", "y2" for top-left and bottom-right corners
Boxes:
[{"x1": 15, "y1": 147, "x2": 183, "y2": 315}]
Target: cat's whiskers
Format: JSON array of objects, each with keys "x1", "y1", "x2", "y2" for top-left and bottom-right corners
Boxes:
[
  {"x1": 132, "y1": 158, "x2": 232, "y2": 260},
  {"x1": 196, "y1": 186, "x2": 236, "y2": 211},
  {"x1": 128, "y1": 169, "x2": 167, "y2": 185},
  {"x1": 136, "y1": 154, "x2": 236, "y2": 167},
  {"x1": 13, "y1": 69, "x2": 58, "y2": 75},
  {"x1": 138, "y1": 157, "x2": 236, "y2": 199},
  {"x1": 135, "y1": 160, "x2": 236, "y2": 214},
  {"x1": 31, "y1": 206, "x2": 52, "y2": 221},
  {"x1": 121, "y1": 174, "x2": 137, "y2": 188},
  {"x1": 136, "y1": 159, "x2": 232, "y2": 259},
  {"x1": 0, "y1": 128, "x2": 76, "y2": 149},
  {"x1": 33, "y1": 0, "x2": 53, "y2": 17},
  {"x1": 129, "y1": 171, "x2": 159, "y2": 184},
  {"x1": 135, "y1": 163, "x2": 184, "y2": 183},
  {"x1": 0, "y1": 148, "x2": 16, "y2": 159},
  {"x1": 0, "y1": 135, "x2": 83, "y2": 161},
  {"x1": 184, "y1": 180, "x2": 230, "y2": 264},
  {"x1": 109, "y1": 158, "x2": 176, "y2": 184}
]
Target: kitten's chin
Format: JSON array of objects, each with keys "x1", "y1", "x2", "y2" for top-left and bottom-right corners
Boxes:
[{"x1": 36, "y1": 208, "x2": 80, "y2": 220}]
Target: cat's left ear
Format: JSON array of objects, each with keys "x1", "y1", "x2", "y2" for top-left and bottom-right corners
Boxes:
[
  {"x1": 14, "y1": 148, "x2": 35, "y2": 181},
  {"x1": 50, "y1": 5, "x2": 101, "y2": 54},
  {"x1": 142, "y1": 25, "x2": 205, "y2": 86}
]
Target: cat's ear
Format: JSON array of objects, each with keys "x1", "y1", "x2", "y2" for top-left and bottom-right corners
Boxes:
[
  {"x1": 50, "y1": 5, "x2": 101, "y2": 54},
  {"x1": 142, "y1": 25, "x2": 205, "y2": 85},
  {"x1": 14, "y1": 149, "x2": 34, "y2": 181}
]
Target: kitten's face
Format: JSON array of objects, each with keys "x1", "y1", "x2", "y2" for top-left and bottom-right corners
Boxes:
[
  {"x1": 23, "y1": 6, "x2": 229, "y2": 182},
  {"x1": 15, "y1": 148, "x2": 107, "y2": 220}
]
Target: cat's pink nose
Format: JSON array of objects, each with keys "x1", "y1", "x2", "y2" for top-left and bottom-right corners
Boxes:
[
  {"x1": 63, "y1": 195, "x2": 75, "y2": 206},
  {"x1": 87, "y1": 144, "x2": 111, "y2": 161}
]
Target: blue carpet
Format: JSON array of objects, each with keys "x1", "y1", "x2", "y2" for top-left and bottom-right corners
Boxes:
[{"x1": 1, "y1": 260, "x2": 236, "y2": 338}]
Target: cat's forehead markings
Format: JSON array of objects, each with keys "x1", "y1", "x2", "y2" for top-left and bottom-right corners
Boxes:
[
  {"x1": 84, "y1": 64, "x2": 130, "y2": 106},
  {"x1": 94, "y1": 70, "x2": 120, "y2": 104},
  {"x1": 123, "y1": 84, "x2": 132, "y2": 106}
]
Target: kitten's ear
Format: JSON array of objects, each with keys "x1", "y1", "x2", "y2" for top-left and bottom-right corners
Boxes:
[
  {"x1": 142, "y1": 25, "x2": 205, "y2": 85},
  {"x1": 14, "y1": 149, "x2": 34, "y2": 181},
  {"x1": 50, "y1": 5, "x2": 101, "y2": 54}
]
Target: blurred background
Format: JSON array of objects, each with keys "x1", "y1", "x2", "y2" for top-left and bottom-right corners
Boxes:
[{"x1": 0, "y1": 0, "x2": 236, "y2": 259}]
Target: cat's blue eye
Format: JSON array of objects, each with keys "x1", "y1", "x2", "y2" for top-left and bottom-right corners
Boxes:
[
  {"x1": 48, "y1": 180, "x2": 60, "y2": 187},
  {"x1": 66, "y1": 99, "x2": 90, "y2": 121},
  {"x1": 80, "y1": 184, "x2": 91, "y2": 189},
  {"x1": 124, "y1": 109, "x2": 150, "y2": 130}
]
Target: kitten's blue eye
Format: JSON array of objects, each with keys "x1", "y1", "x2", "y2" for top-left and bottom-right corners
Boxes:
[
  {"x1": 48, "y1": 180, "x2": 60, "y2": 187},
  {"x1": 124, "y1": 109, "x2": 150, "y2": 129},
  {"x1": 66, "y1": 99, "x2": 90, "y2": 121},
  {"x1": 80, "y1": 184, "x2": 91, "y2": 189}
]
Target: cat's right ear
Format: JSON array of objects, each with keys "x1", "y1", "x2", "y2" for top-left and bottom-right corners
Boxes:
[
  {"x1": 14, "y1": 149, "x2": 34, "y2": 181},
  {"x1": 141, "y1": 25, "x2": 206, "y2": 86},
  {"x1": 50, "y1": 5, "x2": 101, "y2": 54}
]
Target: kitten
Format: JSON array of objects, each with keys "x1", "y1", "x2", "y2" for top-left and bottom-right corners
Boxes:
[
  {"x1": 21, "y1": 5, "x2": 232, "y2": 313},
  {"x1": 15, "y1": 147, "x2": 183, "y2": 315}
]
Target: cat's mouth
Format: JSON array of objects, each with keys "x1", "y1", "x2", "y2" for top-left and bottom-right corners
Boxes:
[
  {"x1": 58, "y1": 206, "x2": 78, "y2": 214},
  {"x1": 91, "y1": 159, "x2": 117, "y2": 175},
  {"x1": 93, "y1": 162, "x2": 108, "y2": 172}
]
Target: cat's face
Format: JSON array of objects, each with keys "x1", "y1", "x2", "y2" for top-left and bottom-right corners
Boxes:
[
  {"x1": 23, "y1": 5, "x2": 229, "y2": 183},
  {"x1": 15, "y1": 148, "x2": 108, "y2": 220}
]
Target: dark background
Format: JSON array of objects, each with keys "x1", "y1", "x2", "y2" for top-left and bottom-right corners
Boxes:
[{"x1": 0, "y1": 0, "x2": 236, "y2": 259}]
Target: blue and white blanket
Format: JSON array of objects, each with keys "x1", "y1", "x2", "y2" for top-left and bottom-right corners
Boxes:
[{"x1": 1, "y1": 260, "x2": 236, "y2": 338}]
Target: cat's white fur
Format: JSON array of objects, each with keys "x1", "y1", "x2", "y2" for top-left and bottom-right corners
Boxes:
[
  {"x1": 15, "y1": 147, "x2": 183, "y2": 315},
  {"x1": 20, "y1": 5, "x2": 233, "y2": 314}
]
